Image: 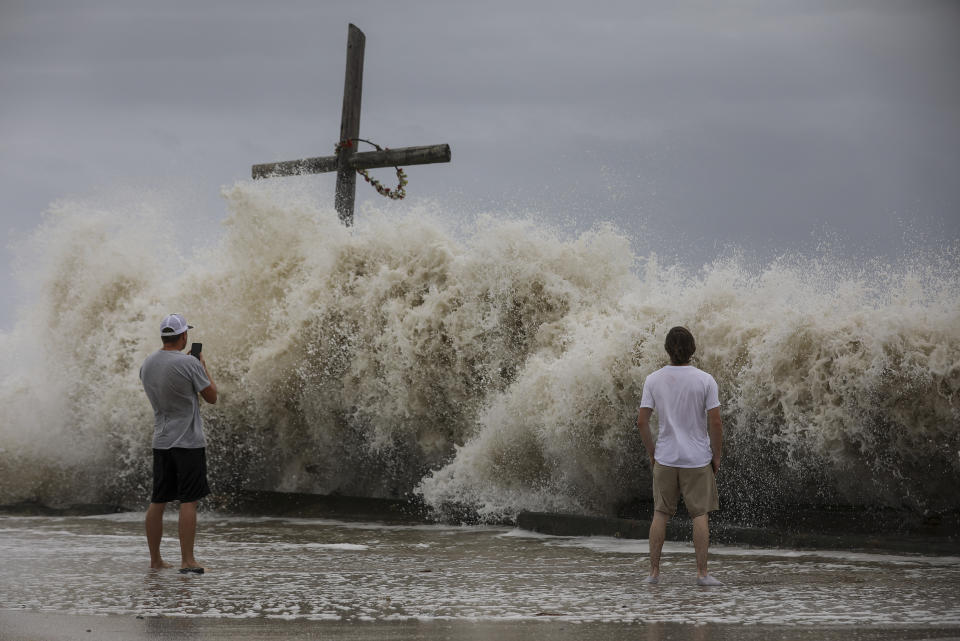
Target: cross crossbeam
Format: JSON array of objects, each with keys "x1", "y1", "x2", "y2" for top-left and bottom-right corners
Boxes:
[
  {"x1": 251, "y1": 24, "x2": 451, "y2": 226},
  {"x1": 252, "y1": 144, "x2": 451, "y2": 179}
]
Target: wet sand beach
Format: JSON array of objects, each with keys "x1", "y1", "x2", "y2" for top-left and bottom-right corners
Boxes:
[
  {"x1": 4, "y1": 610, "x2": 960, "y2": 641},
  {"x1": 1, "y1": 512, "x2": 958, "y2": 640}
]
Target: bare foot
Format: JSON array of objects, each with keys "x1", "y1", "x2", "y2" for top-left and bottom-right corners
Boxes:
[{"x1": 150, "y1": 560, "x2": 174, "y2": 569}]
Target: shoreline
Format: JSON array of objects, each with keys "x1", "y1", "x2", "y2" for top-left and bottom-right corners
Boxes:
[
  {"x1": 2, "y1": 490, "x2": 958, "y2": 557},
  {"x1": 3, "y1": 506, "x2": 959, "y2": 640}
]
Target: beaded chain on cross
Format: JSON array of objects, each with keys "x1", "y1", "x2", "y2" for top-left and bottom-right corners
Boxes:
[{"x1": 334, "y1": 138, "x2": 408, "y2": 200}]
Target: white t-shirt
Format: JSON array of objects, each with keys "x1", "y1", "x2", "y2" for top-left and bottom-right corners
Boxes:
[{"x1": 639, "y1": 365, "x2": 720, "y2": 468}]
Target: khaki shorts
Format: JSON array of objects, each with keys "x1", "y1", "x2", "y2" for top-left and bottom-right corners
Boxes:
[{"x1": 652, "y1": 462, "x2": 719, "y2": 518}]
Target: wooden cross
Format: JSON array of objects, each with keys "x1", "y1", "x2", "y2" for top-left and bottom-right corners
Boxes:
[{"x1": 251, "y1": 24, "x2": 452, "y2": 226}]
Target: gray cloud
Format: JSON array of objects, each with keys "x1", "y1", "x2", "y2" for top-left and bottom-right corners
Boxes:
[{"x1": 2, "y1": 0, "x2": 958, "y2": 328}]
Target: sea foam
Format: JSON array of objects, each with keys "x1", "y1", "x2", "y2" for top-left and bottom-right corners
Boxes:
[{"x1": 1, "y1": 180, "x2": 957, "y2": 520}]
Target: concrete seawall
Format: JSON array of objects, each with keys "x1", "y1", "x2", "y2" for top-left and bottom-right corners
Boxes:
[{"x1": 515, "y1": 510, "x2": 960, "y2": 556}]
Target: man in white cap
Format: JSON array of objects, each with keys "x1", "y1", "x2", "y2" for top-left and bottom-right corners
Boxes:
[{"x1": 140, "y1": 313, "x2": 217, "y2": 573}]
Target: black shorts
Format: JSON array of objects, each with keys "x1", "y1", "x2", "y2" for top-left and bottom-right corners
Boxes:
[{"x1": 151, "y1": 447, "x2": 210, "y2": 504}]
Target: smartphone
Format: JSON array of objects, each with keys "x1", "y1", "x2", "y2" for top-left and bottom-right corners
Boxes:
[{"x1": 190, "y1": 343, "x2": 202, "y2": 358}]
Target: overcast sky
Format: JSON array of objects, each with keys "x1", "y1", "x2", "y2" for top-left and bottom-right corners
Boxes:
[{"x1": 2, "y1": 0, "x2": 958, "y2": 330}]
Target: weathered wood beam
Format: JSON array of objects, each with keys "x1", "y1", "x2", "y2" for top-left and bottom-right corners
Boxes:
[
  {"x1": 335, "y1": 24, "x2": 365, "y2": 225},
  {"x1": 252, "y1": 144, "x2": 451, "y2": 179},
  {"x1": 350, "y1": 144, "x2": 451, "y2": 170},
  {"x1": 252, "y1": 156, "x2": 338, "y2": 179}
]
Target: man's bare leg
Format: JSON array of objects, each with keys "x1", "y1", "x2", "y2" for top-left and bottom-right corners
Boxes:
[
  {"x1": 693, "y1": 513, "x2": 722, "y2": 585},
  {"x1": 693, "y1": 513, "x2": 710, "y2": 576},
  {"x1": 145, "y1": 502, "x2": 172, "y2": 569},
  {"x1": 178, "y1": 501, "x2": 204, "y2": 571},
  {"x1": 647, "y1": 510, "x2": 670, "y2": 582}
]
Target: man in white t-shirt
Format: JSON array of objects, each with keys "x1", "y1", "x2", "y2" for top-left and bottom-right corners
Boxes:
[{"x1": 637, "y1": 326, "x2": 723, "y2": 586}]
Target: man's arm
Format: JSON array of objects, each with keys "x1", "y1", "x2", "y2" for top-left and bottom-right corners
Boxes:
[
  {"x1": 636, "y1": 407, "x2": 655, "y2": 468},
  {"x1": 200, "y1": 383, "x2": 218, "y2": 404},
  {"x1": 197, "y1": 353, "x2": 218, "y2": 404},
  {"x1": 707, "y1": 407, "x2": 722, "y2": 474}
]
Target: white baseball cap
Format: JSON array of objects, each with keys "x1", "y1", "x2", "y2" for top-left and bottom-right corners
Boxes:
[{"x1": 160, "y1": 313, "x2": 194, "y2": 337}]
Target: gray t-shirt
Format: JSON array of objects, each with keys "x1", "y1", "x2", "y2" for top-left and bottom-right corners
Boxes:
[{"x1": 140, "y1": 350, "x2": 211, "y2": 449}]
